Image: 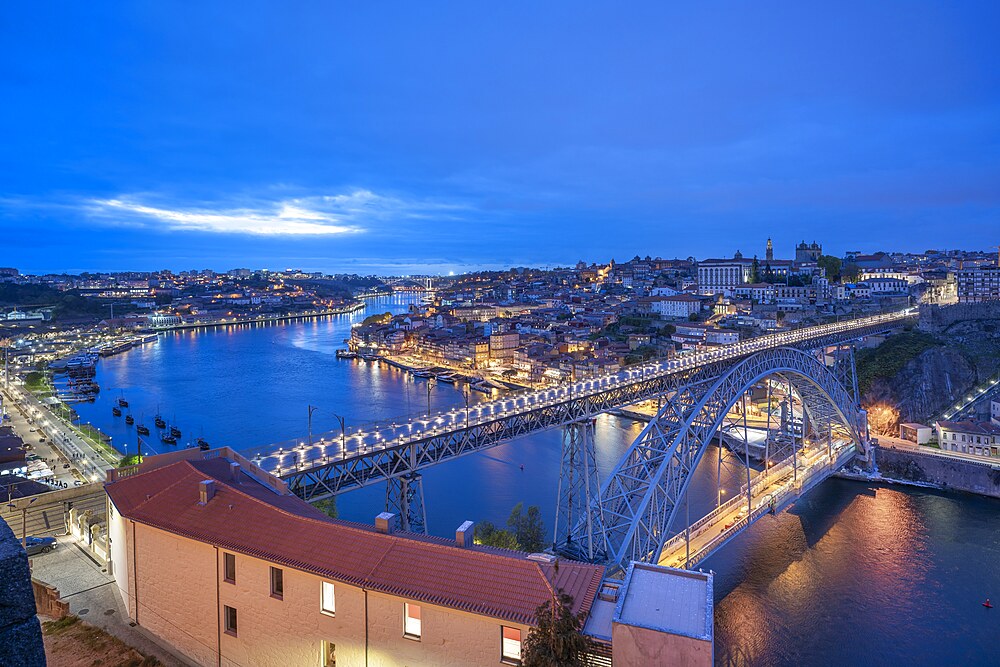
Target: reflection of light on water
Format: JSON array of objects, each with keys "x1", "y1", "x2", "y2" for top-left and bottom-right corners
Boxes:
[{"x1": 714, "y1": 483, "x2": 930, "y2": 664}]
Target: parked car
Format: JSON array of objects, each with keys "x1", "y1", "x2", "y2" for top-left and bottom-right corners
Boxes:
[
  {"x1": 62, "y1": 463, "x2": 71, "y2": 469},
  {"x1": 23, "y1": 536, "x2": 57, "y2": 556}
]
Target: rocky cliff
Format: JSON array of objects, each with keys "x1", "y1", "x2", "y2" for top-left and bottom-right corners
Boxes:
[{"x1": 860, "y1": 304, "x2": 1000, "y2": 424}]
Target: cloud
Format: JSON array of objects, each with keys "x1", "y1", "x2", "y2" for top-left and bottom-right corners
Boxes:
[{"x1": 85, "y1": 189, "x2": 465, "y2": 236}]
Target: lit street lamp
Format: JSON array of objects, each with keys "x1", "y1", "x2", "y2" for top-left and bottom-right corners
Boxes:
[
  {"x1": 307, "y1": 404, "x2": 319, "y2": 447},
  {"x1": 332, "y1": 412, "x2": 346, "y2": 461}
]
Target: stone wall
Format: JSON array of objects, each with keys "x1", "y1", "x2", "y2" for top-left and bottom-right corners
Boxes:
[
  {"x1": 876, "y1": 446, "x2": 1000, "y2": 499},
  {"x1": 0, "y1": 517, "x2": 46, "y2": 667},
  {"x1": 32, "y1": 578, "x2": 70, "y2": 620},
  {"x1": 918, "y1": 302, "x2": 1000, "y2": 334}
]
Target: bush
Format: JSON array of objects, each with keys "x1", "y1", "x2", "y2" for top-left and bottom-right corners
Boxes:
[{"x1": 856, "y1": 331, "x2": 938, "y2": 394}]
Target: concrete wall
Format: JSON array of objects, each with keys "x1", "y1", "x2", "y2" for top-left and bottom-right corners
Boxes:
[
  {"x1": 877, "y1": 446, "x2": 1000, "y2": 499},
  {"x1": 116, "y1": 517, "x2": 530, "y2": 667},
  {"x1": 0, "y1": 483, "x2": 105, "y2": 540},
  {"x1": 133, "y1": 522, "x2": 220, "y2": 667},
  {"x1": 0, "y1": 517, "x2": 45, "y2": 667},
  {"x1": 612, "y1": 622, "x2": 712, "y2": 667},
  {"x1": 108, "y1": 500, "x2": 131, "y2": 617}
]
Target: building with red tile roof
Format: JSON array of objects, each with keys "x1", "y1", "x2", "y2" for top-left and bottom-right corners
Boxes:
[{"x1": 103, "y1": 448, "x2": 613, "y2": 666}]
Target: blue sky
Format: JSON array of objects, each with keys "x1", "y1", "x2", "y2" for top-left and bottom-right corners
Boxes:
[{"x1": 1, "y1": 2, "x2": 998, "y2": 275}]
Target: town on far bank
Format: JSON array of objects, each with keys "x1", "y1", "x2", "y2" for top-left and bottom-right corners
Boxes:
[{"x1": 1, "y1": 241, "x2": 999, "y2": 667}]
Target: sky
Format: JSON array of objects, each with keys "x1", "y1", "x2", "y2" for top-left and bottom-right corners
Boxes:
[{"x1": 1, "y1": 2, "x2": 998, "y2": 275}]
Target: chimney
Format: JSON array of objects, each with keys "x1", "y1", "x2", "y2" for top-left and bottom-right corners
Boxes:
[
  {"x1": 198, "y1": 479, "x2": 216, "y2": 505},
  {"x1": 229, "y1": 461, "x2": 241, "y2": 481},
  {"x1": 375, "y1": 512, "x2": 395, "y2": 534},
  {"x1": 455, "y1": 520, "x2": 475, "y2": 548}
]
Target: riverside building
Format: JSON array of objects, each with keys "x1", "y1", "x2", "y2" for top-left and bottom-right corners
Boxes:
[{"x1": 105, "y1": 448, "x2": 714, "y2": 666}]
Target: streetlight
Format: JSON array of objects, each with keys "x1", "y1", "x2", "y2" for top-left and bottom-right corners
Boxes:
[
  {"x1": 307, "y1": 405, "x2": 319, "y2": 447},
  {"x1": 463, "y1": 386, "x2": 471, "y2": 425},
  {"x1": 426, "y1": 377, "x2": 437, "y2": 416},
  {"x1": 332, "y1": 412, "x2": 346, "y2": 460}
]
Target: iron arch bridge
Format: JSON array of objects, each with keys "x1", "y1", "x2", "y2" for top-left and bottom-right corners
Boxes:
[
  {"x1": 555, "y1": 346, "x2": 867, "y2": 572},
  {"x1": 260, "y1": 311, "x2": 910, "y2": 544}
]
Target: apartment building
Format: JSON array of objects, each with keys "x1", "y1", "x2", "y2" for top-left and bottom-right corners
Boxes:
[
  {"x1": 697, "y1": 257, "x2": 752, "y2": 296},
  {"x1": 105, "y1": 449, "x2": 711, "y2": 667},
  {"x1": 936, "y1": 420, "x2": 1000, "y2": 457},
  {"x1": 957, "y1": 266, "x2": 1000, "y2": 303}
]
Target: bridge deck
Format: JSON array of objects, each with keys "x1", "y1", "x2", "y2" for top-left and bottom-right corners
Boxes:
[
  {"x1": 658, "y1": 442, "x2": 857, "y2": 569},
  {"x1": 261, "y1": 310, "x2": 910, "y2": 499}
]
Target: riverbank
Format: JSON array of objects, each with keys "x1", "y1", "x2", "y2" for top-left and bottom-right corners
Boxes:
[
  {"x1": 337, "y1": 351, "x2": 534, "y2": 391},
  {"x1": 834, "y1": 442, "x2": 1000, "y2": 501},
  {"x1": 150, "y1": 301, "x2": 366, "y2": 332}
]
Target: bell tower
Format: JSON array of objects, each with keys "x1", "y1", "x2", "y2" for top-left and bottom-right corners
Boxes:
[{"x1": 766, "y1": 238, "x2": 774, "y2": 262}]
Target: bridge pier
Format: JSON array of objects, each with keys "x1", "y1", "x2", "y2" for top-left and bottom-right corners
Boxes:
[
  {"x1": 553, "y1": 418, "x2": 605, "y2": 561},
  {"x1": 385, "y1": 472, "x2": 428, "y2": 534}
]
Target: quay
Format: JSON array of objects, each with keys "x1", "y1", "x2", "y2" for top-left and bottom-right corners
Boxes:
[{"x1": 150, "y1": 301, "x2": 366, "y2": 332}]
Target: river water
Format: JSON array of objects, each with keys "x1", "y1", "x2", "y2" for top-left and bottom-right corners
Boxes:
[{"x1": 74, "y1": 294, "x2": 1000, "y2": 666}]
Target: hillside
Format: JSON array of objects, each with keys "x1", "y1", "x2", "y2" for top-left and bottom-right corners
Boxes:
[{"x1": 858, "y1": 305, "x2": 1000, "y2": 427}]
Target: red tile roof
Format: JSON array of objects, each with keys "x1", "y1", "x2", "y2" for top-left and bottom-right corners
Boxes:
[{"x1": 106, "y1": 458, "x2": 604, "y2": 625}]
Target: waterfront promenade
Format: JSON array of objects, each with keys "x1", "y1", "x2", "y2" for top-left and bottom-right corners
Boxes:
[{"x1": 150, "y1": 301, "x2": 365, "y2": 332}]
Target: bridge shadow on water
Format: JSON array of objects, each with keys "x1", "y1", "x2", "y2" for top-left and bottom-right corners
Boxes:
[{"x1": 704, "y1": 478, "x2": 861, "y2": 601}]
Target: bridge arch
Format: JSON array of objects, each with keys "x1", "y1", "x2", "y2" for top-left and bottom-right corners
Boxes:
[{"x1": 567, "y1": 347, "x2": 867, "y2": 571}]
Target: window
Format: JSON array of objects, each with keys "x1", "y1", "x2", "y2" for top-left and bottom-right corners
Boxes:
[
  {"x1": 270, "y1": 566, "x2": 284, "y2": 599},
  {"x1": 321, "y1": 581, "x2": 336, "y2": 616},
  {"x1": 322, "y1": 641, "x2": 336, "y2": 667},
  {"x1": 223, "y1": 605, "x2": 238, "y2": 636},
  {"x1": 403, "y1": 603, "x2": 421, "y2": 639},
  {"x1": 501, "y1": 626, "x2": 522, "y2": 664},
  {"x1": 223, "y1": 553, "x2": 236, "y2": 583}
]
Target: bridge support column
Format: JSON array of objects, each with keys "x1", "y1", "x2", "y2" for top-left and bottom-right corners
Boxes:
[
  {"x1": 385, "y1": 472, "x2": 427, "y2": 534},
  {"x1": 554, "y1": 419, "x2": 605, "y2": 561}
]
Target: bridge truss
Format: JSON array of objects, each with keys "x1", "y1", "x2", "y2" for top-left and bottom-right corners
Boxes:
[
  {"x1": 270, "y1": 312, "x2": 908, "y2": 537},
  {"x1": 558, "y1": 346, "x2": 866, "y2": 571}
]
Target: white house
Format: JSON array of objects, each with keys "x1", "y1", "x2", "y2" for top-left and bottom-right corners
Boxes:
[{"x1": 936, "y1": 420, "x2": 1000, "y2": 457}]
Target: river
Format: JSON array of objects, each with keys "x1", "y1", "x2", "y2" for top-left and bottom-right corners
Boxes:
[{"x1": 73, "y1": 293, "x2": 1000, "y2": 665}]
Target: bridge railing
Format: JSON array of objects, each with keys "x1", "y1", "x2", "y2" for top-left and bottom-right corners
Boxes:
[{"x1": 265, "y1": 310, "x2": 911, "y2": 475}]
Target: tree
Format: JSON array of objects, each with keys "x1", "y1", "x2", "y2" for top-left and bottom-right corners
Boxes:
[
  {"x1": 312, "y1": 497, "x2": 338, "y2": 519},
  {"x1": 751, "y1": 255, "x2": 761, "y2": 284},
  {"x1": 817, "y1": 255, "x2": 842, "y2": 282},
  {"x1": 508, "y1": 502, "x2": 546, "y2": 552},
  {"x1": 117, "y1": 454, "x2": 142, "y2": 467},
  {"x1": 522, "y1": 588, "x2": 593, "y2": 667},
  {"x1": 841, "y1": 264, "x2": 862, "y2": 284},
  {"x1": 474, "y1": 520, "x2": 520, "y2": 550}
]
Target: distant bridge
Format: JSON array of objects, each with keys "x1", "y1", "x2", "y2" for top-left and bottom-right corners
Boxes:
[{"x1": 255, "y1": 309, "x2": 912, "y2": 570}]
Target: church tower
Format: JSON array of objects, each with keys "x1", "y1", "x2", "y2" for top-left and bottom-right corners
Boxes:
[{"x1": 766, "y1": 238, "x2": 774, "y2": 262}]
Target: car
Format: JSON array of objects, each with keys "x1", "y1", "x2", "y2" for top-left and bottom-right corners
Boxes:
[
  {"x1": 62, "y1": 463, "x2": 71, "y2": 469},
  {"x1": 23, "y1": 536, "x2": 57, "y2": 556}
]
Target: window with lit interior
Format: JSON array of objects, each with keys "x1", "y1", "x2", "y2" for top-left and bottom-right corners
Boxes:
[
  {"x1": 321, "y1": 581, "x2": 336, "y2": 616},
  {"x1": 403, "y1": 603, "x2": 421, "y2": 639},
  {"x1": 501, "y1": 626, "x2": 522, "y2": 664}
]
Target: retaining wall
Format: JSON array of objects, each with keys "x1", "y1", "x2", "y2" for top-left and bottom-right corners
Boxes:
[
  {"x1": 0, "y1": 517, "x2": 46, "y2": 666},
  {"x1": 918, "y1": 302, "x2": 1000, "y2": 333},
  {"x1": 876, "y1": 446, "x2": 1000, "y2": 499}
]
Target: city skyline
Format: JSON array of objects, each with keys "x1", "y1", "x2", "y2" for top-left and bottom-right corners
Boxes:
[{"x1": 3, "y1": 2, "x2": 999, "y2": 274}]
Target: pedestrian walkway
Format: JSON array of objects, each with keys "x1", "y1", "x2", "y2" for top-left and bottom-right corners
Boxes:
[{"x1": 32, "y1": 535, "x2": 192, "y2": 667}]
